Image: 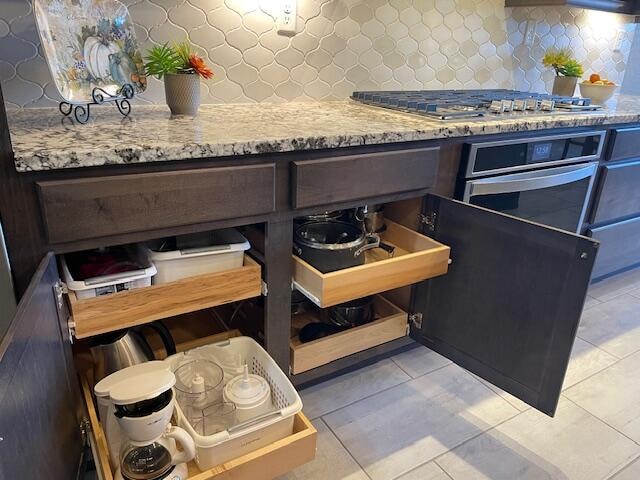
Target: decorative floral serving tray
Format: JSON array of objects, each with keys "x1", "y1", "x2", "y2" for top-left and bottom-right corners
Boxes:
[{"x1": 34, "y1": 0, "x2": 147, "y2": 104}]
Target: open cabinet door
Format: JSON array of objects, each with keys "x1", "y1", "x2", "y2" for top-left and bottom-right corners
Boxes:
[
  {"x1": 411, "y1": 195, "x2": 598, "y2": 416},
  {"x1": 0, "y1": 253, "x2": 84, "y2": 479}
]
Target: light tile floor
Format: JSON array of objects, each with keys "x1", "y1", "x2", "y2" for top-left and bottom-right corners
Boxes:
[{"x1": 279, "y1": 267, "x2": 640, "y2": 480}]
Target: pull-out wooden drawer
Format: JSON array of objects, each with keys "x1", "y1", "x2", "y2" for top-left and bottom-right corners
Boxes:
[
  {"x1": 591, "y1": 161, "x2": 640, "y2": 224},
  {"x1": 38, "y1": 164, "x2": 276, "y2": 244},
  {"x1": 81, "y1": 377, "x2": 317, "y2": 480},
  {"x1": 290, "y1": 295, "x2": 408, "y2": 374},
  {"x1": 588, "y1": 217, "x2": 640, "y2": 278},
  {"x1": 607, "y1": 126, "x2": 640, "y2": 162},
  {"x1": 292, "y1": 220, "x2": 450, "y2": 307},
  {"x1": 291, "y1": 147, "x2": 440, "y2": 209},
  {"x1": 68, "y1": 255, "x2": 261, "y2": 338}
]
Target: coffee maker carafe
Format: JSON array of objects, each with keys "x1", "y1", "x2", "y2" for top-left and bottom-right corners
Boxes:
[{"x1": 104, "y1": 367, "x2": 196, "y2": 480}]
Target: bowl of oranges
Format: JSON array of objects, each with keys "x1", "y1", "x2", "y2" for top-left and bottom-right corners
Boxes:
[{"x1": 580, "y1": 74, "x2": 617, "y2": 105}]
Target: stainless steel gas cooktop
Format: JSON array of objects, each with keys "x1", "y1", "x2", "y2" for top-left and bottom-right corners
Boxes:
[{"x1": 351, "y1": 89, "x2": 602, "y2": 121}]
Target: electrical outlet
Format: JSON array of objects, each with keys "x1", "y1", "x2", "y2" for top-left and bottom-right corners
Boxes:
[
  {"x1": 277, "y1": 0, "x2": 297, "y2": 36},
  {"x1": 523, "y1": 20, "x2": 536, "y2": 46}
]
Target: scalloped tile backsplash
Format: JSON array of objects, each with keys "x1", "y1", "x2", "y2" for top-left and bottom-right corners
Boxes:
[{"x1": 0, "y1": 0, "x2": 636, "y2": 108}]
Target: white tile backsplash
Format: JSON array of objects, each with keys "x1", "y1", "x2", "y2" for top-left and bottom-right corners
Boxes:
[{"x1": 0, "y1": 0, "x2": 637, "y2": 108}]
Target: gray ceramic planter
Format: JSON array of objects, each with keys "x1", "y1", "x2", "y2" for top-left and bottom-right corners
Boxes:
[
  {"x1": 164, "y1": 73, "x2": 201, "y2": 116},
  {"x1": 552, "y1": 76, "x2": 578, "y2": 96}
]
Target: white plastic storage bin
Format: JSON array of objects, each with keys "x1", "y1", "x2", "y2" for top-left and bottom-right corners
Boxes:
[
  {"x1": 146, "y1": 229, "x2": 251, "y2": 285},
  {"x1": 165, "y1": 337, "x2": 303, "y2": 471},
  {"x1": 61, "y1": 246, "x2": 156, "y2": 300}
]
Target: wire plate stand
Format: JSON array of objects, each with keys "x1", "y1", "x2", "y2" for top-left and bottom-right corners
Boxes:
[{"x1": 59, "y1": 83, "x2": 134, "y2": 124}]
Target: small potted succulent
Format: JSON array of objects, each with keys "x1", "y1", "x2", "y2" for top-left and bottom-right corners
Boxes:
[
  {"x1": 145, "y1": 41, "x2": 213, "y2": 116},
  {"x1": 542, "y1": 48, "x2": 584, "y2": 97}
]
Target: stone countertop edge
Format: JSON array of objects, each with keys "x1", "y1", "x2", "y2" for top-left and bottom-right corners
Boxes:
[{"x1": 7, "y1": 96, "x2": 640, "y2": 172}]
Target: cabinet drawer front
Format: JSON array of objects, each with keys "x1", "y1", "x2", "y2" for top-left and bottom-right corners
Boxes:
[
  {"x1": 291, "y1": 147, "x2": 440, "y2": 208},
  {"x1": 591, "y1": 161, "x2": 640, "y2": 224},
  {"x1": 38, "y1": 164, "x2": 276, "y2": 243},
  {"x1": 608, "y1": 127, "x2": 640, "y2": 162},
  {"x1": 589, "y1": 217, "x2": 640, "y2": 278}
]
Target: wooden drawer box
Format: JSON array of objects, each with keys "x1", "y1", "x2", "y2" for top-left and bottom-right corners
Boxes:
[
  {"x1": 290, "y1": 295, "x2": 408, "y2": 374},
  {"x1": 591, "y1": 161, "x2": 640, "y2": 224},
  {"x1": 607, "y1": 127, "x2": 640, "y2": 162},
  {"x1": 37, "y1": 164, "x2": 276, "y2": 244},
  {"x1": 292, "y1": 220, "x2": 450, "y2": 307},
  {"x1": 81, "y1": 378, "x2": 317, "y2": 480},
  {"x1": 588, "y1": 217, "x2": 640, "y2": 278},
  {"x1": 68, "y1": 255, "x2": 261, "y2": 338},
  {"x1": 291, "y1": 147, "x2": 440, "y2": 209}
]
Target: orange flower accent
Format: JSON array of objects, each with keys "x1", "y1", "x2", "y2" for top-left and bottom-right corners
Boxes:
[{"x1": 189, "y1": 54, "x2": 214, "y2": 79}]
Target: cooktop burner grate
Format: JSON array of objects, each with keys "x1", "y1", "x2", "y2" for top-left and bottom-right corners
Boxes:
[{"x1": 351, "y1": 89, "x2": 600, "y2": 120}]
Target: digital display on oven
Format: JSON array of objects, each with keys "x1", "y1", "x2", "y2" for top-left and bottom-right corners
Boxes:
[{"x1": 531, "y1": 143, "x2": 552, "y2": 162}]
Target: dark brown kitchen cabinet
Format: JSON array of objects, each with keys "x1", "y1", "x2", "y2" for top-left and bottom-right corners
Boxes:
[
  {"x1": 607, "y1": 126, "x2": 640, "y2": 162},
  {"x1": 0, "y1": 254, "x2": 83, "y2": 480},
  {"x1": 590, "y1": 160, "x2": 640, "y2": 224},
  {"x1": 409, "y1": 195, "x2": 597, "y2": 416},
  {"x1": 0, "y1": 254, "x2": 317, "y2": 480},
  {"x1": 291, "y1": 147, "x2": 440, "y2": 208},
  {"x1": 588, "y1": 217, "x2": 640, "y2": 278},
  {"x1": 37, "y1": 163, "x2": 276, "y2": 244}
]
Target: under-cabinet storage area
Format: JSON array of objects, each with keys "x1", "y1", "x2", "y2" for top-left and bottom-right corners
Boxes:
[
  {"x1": 290, "y1": 294, "x2": 408, "y2": 374},
  {"x1": 76, "y1": 317, "x2": 317, "y2": 480},
  {"x1": 292, "y1": 220, "x2": 450, "y2": 307},
  {"x1": 61, "y1": 228, "x2": 263, "y2": 339}
]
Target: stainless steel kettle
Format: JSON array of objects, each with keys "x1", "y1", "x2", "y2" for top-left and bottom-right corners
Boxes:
[{"x1": 91, "y1": 321, "x2": 176, "y2": 382}]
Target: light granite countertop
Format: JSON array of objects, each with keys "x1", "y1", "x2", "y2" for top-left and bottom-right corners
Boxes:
[{"x1": 7, "y1": 95, "x2": 640, "y2": 172}]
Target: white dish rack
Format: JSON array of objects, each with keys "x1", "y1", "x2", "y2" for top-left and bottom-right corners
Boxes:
[{"x1": 165, "y1": 336, "x2": 303, "y2": 471}]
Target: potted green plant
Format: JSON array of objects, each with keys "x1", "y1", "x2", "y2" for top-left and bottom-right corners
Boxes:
[
  {"x1": 145, "y1": 41, "x2": 213, "y2": 116},
  {"x1": 542, "y1": 48, "x2": 584, "y2": 97}
]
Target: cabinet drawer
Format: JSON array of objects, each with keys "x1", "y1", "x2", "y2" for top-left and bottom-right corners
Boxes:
[
  {"x1": 292, "y1": 220, "x2": 450, "y2": 307},
  {"x1": 588, "y1": 217, "x2": 640, "y2": 278},
  {"x1": 290, "y1": 295, "x2": 408, "y2": 374},
  {"x1": 591, "y1": 161, "x2": 640, "y2": 224},
  {"x1": 68, "y1": 255, "x2": 261, "y2": 338},
  {"x1": 607, "y1": 127, "x2": 640, "y2": 162},
  {"x1": 38, "y1": 164, "x2": 276, "y2": 244},
  {"x1": 80, "y1": 377, "x2": 317, "y2": 480},
  {"x1": 291, "y1": 147, "x2": 440, "y2": 208}
]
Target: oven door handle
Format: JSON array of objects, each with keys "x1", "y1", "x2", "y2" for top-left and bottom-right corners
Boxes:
[{"x1": 465, "y1": 162, "x2": 598, "y2": 199}]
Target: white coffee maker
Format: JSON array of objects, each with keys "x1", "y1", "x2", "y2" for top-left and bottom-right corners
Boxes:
[{"x1": 95, "y1": 364, "x2": 196, "y2": 480}]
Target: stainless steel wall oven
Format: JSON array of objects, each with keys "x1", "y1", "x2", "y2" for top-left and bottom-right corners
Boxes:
[{"x1": 459, "y1": 131, "x2": 605, "y2": 233}]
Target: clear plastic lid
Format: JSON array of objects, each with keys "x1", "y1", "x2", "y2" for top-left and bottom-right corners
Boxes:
[
  {"x1": 173, "y1": 359, "x2": 224, "y2": 407},
  {"x1": 223, "y1": 365, "x2": 270, "y2": 409}
]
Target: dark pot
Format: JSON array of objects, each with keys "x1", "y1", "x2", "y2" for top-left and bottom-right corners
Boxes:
[
  {"x1": 328, "y1": 296, "x2": 374, "y2": 328},
  {"x1": 293, "y1": 220, "x2": 380, "y2": 273}
]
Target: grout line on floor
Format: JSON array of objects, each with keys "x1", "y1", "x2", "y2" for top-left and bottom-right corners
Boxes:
[
  {"x1": 604, "y1": 453, "x2": 640, "y2": 480},
  {"x1": 390, "y1": 354, "x2": 453, "y2": 380},
  {"x1": 433, "y1": 459, "x2": 455, "y2": 480},
  {"x1": 562, "y1": 395, "x2": 640, "y2": 448},
  {"x1": 312, "y1": 361, "x2": 453, "y2": 421},
  {"x1": 320, "y1": 417, "x2": 374, "y2": 480},
  {"x1": 427, "y1": 408, "x2": 527, "y2": 466}
]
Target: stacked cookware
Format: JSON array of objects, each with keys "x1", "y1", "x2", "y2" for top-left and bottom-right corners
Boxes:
[{"x1": 293, "y1": 206, "x2": 394, "y2": 343}]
